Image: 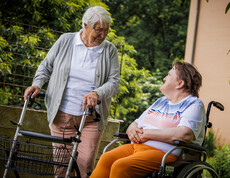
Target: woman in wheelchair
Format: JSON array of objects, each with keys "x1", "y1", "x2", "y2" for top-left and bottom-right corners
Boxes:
[{"x1": 90, "y1": 61, "x2": 206, "y2": 178}]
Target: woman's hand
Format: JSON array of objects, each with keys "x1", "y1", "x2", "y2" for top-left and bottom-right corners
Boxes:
[
  {"x1": 126, "y1": 122, "x2": 143, "y2": 143},
  {"x1": 24, "y1": 86, "x2": 41, "y2": 100},
  {"x1": 82, "y1": 91, "x2": 98, "y2": 111},
  {"x1": 138, "y1": 129, "x2": 150, "y2": 143}
]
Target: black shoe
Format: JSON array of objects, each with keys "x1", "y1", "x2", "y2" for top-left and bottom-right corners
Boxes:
[{"x1": 87, "y1": 170, "x2": 92, "y2": 176}]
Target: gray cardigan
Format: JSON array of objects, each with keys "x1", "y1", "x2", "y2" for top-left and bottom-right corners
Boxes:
[{"x1": 32, "y1": 32, "x2": 120, "y2": 131}]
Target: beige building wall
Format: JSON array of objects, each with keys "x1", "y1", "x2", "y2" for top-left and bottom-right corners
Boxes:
[{"x1": 185, "y1": 0, "x2": 230, "y2": 145}]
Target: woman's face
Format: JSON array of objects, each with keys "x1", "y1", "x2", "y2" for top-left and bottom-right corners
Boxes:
[
  {"x1": 83, "y1": 21, "x2": 109, "y2": 47},
  {"x1": 160, "y1": 66, "x2": 180, "y2": 95}
]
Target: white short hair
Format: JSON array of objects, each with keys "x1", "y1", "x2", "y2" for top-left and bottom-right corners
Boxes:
[{"x1": 82, "y1": 6, "x2": 112, "y2": 28}]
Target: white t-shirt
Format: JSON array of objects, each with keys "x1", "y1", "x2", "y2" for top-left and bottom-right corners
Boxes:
[
  {"x1": 135, "y1": 95, "x2": 206, "y2": 156},
  {"x1": 59, "y1": 31, "x2": 105, "y2": 116}
]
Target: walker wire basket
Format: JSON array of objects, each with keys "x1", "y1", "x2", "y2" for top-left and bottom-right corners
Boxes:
[{"x1": 0, "y1": 137, "x2": 70, "y2": 176}]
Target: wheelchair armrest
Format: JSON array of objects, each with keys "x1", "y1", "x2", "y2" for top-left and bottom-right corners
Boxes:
[
  {"x1": 113, "y1": 132, "x2": 129, "y2": 139},
  {"x1": 103, "y1": 132, "x2": 130, "y2": 153},
  {"x1": 113, "y1": 134, "x2": 205, "y2": 151},
  {"x1": 173, "y1": 140, "x2": 206, "y2": 151}
]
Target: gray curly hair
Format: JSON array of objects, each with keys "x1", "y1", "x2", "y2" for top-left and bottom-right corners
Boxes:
[{"x1": 82, "y1": 6, "x2": 112, "y2": 29}]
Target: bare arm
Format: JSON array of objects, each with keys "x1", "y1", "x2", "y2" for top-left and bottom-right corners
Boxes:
[{"x1": 139, "y1": 126, "x2": 194, "y2": 144}]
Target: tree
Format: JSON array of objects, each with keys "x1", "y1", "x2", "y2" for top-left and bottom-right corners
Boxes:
[
  {"x1": 104, "y1": 0, "x2": 190, "y2": 77},
  {"x1": 0, "y1": 0, "x2": 87, "y2": 32},
  {"x1": 0, "y1": 1, "x2": 159, "y2": 131},
  {"x1": 106, "y1": 30, "x2": 158, "y2": 131}
]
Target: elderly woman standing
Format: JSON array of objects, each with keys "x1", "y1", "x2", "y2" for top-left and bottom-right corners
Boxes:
[{"x1": 24, "y1": 6, "x2": 120, "y2": 178}]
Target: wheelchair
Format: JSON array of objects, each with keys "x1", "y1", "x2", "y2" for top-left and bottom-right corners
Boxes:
[{"x1": 102, "y1": 101, "x2": 224, "y2": 178}]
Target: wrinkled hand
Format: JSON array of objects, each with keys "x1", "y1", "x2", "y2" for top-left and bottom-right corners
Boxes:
[
  {"x1": 138, "y1": 129, "x2": 149, "y2": 143},
  {"x1": 24, "y1": 86, "x2": 41, "y2": 100},
  {"x1": 127, "y1": 126, "x2": 143, "y2": 144},
  {"x1": 82, "y1": 91, "x2": 98, "y2": 111}
]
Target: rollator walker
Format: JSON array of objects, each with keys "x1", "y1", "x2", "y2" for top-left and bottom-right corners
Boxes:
[{"x1": 1, "y1": 93, "x2": 100, "y2": 178}]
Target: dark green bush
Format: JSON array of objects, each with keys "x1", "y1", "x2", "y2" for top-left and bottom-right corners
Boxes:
[
  {"x1": 207, "y1": 144, "x2": 230, "y2": 178},
  {"x1": 204, "y1": 129, "x2": 217, "y2": 157}
]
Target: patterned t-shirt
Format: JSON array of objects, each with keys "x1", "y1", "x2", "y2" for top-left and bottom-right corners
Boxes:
[{"x1": 135, "y1": 95, "x2": 206, "y2": 156}]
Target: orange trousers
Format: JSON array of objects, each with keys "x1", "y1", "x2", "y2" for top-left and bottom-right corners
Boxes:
[
  {"x1": 50, "y1": 110, "x2": 103, "y2": 178},
  {"x1": 90, "y1": 143, "x2": 177, "y2": 178}
]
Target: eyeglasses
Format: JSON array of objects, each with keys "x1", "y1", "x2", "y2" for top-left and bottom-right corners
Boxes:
[{"x1": 92, "y1": 27, "x2": 110, "y2": 35}]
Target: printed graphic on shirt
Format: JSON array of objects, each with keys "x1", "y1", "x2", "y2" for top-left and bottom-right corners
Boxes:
[{"x1": 142, "y1": 109, "x2": 181, "y2": 129}]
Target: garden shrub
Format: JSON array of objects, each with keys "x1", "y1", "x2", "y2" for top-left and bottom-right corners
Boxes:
[
  {"x1": 204, "y1": 129, "x2": 217, "y2": 157},
  {"x1": 207, "y1": 144, "x2": 230, "y2": 178}
]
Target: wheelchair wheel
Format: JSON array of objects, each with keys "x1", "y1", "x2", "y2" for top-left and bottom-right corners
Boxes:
[{"x1": 176, "y1": 161, "x2": 219, "y2": 178}]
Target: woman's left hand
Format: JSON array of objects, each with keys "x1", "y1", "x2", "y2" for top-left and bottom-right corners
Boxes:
[
  {"x1": 83, "y1": 91, "x2": 98, "y2": 111},
  {"x1": 138, "y1": 129, "x2": 150, "y2": 143}
]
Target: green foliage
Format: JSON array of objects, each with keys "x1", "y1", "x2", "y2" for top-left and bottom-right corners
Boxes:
[
  {"x1": 0, "y1": 0, "x2": 167, "y2": 131},
  {"x1": 0, "y1": 36, "x2": 13, "y2": 74},
  {"x1": 204, "y1": 126, "x2": 230, "y2": 178},
  {"x1": 0, "y1": 22, "x2": 61, "y2": 104},
  {"x1": 0, "y1": 0, "x2": 116, "y2": 105},
  {"x1": 117, "y1": 69, "x2": 164, "y2": 131},
  {"x1": 106, "y1": 28, "x2": 165, "y2": 131},
  {"x1": 141, "y1": 69, "x2": 164, "y2": 104},
  {"x1": 106, "y1": 30, "x2": 151, "y2": 130},
  {"x1": 207, "y1": 144, "x2": 230, "y2": 178},
  {"x1": 104, "y1": 0, "x2": 190, "y2": 77},
  {"x1": 116, "y1": 59, "x2": 150, "y2": 131},
  {"x1": 0, "y1": 0, "x2": 88, "y2": 32},
  {"x1": 0, "y1": 88, "x2": 11, "y2": 105},
  {"x1": 204, "y1": 129, "x2": 217, "y2": 157}
]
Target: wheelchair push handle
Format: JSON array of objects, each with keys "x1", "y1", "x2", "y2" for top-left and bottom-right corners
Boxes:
[
  {"x1": 206, "y1": 101, "x2": 224, "y2": 119},
  {"x1": 206, "y1": 100, "x2": 224, "y2": 132},
  {"x1": 208, "y1": 101, "x2": 224, "y2": 111},
  {"x1": 212, "y1": 101, "x2": 224, "y2": 111}
]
